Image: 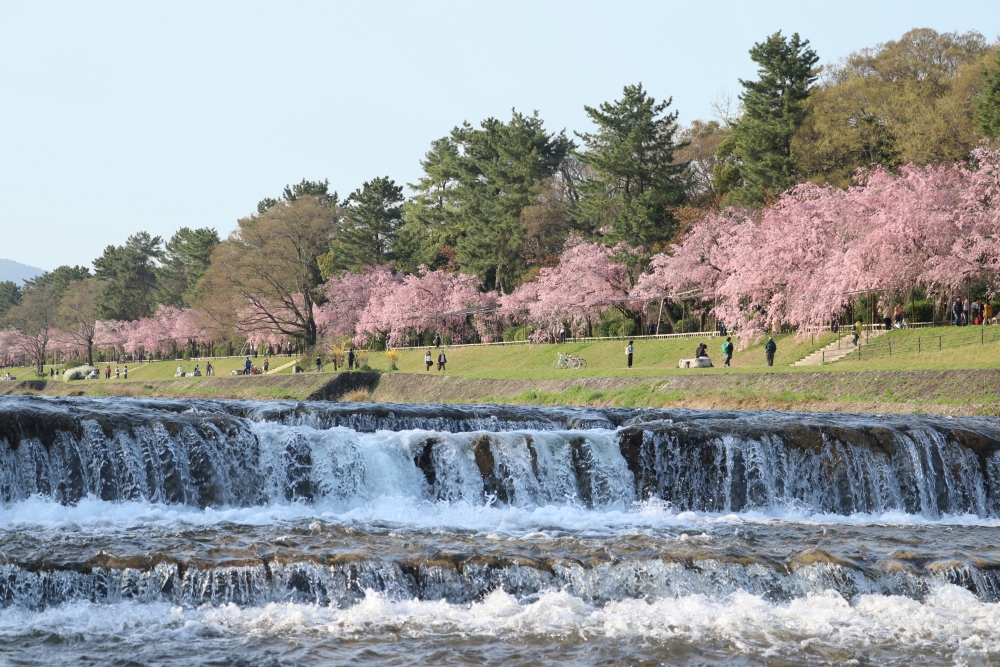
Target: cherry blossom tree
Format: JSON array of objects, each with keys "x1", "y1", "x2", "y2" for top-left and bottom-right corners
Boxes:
[
  {"x1": 502, "y1": 237, "x2": 643, "y2": 337},
  {"x1": 632, "y1": 147, "x2": 1000, "y2": 342}
]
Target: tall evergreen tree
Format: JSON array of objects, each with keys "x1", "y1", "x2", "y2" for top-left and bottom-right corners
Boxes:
[
  {"x1": 0, "y1": 281, "x2": 21, "y2": 318},
  {"x1": 395, "y1": 138, "x2": 462, "y2": 273},
  {"x1": 23, "y1": 265, "x2": 90, "y2": 298},
  {"x1": 714, "y1": 31, "x2": 819, "y2": 206},
  {"x1": 575, "y1": 83, "x2": 688, "y2": 250},
  {"x1": 258, "y1": 178, "x2": 333, "y2": 214},
  {"x1": 976, "y1": 50, "x2": 1000, "y2": 139},
  {"x1": 452, "y1": 111, "x2": 572, "y2": 293},
  {"x1": 155, "y1": 227, "x2": 221, "y2": 306},
  {"x1": 332, "y1": 176, "x2": 405, "y2": 272},
  {"x1": 93, "y1": 232, "x2": 162, "y2": 320}
]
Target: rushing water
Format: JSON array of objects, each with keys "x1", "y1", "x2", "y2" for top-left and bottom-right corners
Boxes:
[{"x1": 3, "y1": 397, "x2": 1000, "y2": 665}]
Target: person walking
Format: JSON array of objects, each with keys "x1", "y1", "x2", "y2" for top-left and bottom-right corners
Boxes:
[
  {"x1": 123, "y1": 365, "x2": 128, "y2": 379},
  {"x1": 722, "y1": 337, "x2": 734, "y2": 367},
  {"x1": 437, "y1": 350, "x2": 447, "y2": 371},
  {"x1": 263, "y1": 358, "x2": 269, "y2": 373},
  {"x1": 206, "y1": 361, "x2": 214, "y2": 376},
  {"x1": 244, "y1": 357, "x2": 252, "y2": 376},
  {"x1": 347, "y1": 348, "x2": 356, "y2": 370},
  {"x1": 115, "y1": 366, "x2": 120, "y2": 379},
  {"x1": 434, "y1": 334, "x2": 441, "y2": 349},
  {"x1": 625, "y1": 340, "x2": 634, "y2": 368},
  {"x1": 852, "y1": 320, "x2": 862, "y2": 346},
  {"x1": 764, "y1": 337, "x2": 777, "y2": 367},
  {"x1": 105, "y1": 364, "x2": 111, "y2": 379},
  {"x1": 954, "y1": 297, "x2": 964, "y2": 326},
  {"x1": 315, "y1": 355, "x2": 322, "y2": 373},
  {"x1": 424, "y1": 349, "x2": 433, "y2": 371}
]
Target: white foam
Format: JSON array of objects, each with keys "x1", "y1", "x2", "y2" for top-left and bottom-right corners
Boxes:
[
  {"x1": 0, "y1": 585, "x2": 998, "y2": 661},
  {"x1": 3, "y1": 493, "x2": 1000, "y2": 540}
]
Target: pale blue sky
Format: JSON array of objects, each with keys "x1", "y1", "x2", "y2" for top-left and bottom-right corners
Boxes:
[{"x1": 2, "y1": 1, "x2": 998, "y2": 271}]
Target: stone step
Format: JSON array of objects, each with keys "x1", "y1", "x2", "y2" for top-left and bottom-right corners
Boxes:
[{"x1": 791, "y1": 329, "x2": 888, "y2": 366}]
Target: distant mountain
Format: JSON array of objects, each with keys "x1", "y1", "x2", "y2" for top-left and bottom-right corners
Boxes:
[{"x1": 0, "y1": 258, "x2": 44, "y2": 284}]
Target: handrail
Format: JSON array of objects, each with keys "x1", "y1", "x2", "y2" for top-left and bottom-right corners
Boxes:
[{"x1": 839, "y1": 325, "x2": 1000, "y2": 361}]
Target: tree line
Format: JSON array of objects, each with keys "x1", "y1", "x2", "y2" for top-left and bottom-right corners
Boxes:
[{"x1": 3, "y1": 28, "x2": 1000, "y2": 371}]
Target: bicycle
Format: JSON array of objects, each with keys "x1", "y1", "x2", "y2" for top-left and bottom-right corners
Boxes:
[{"x1": 553, "y1": 352, "x2": 587, "y2": 369}]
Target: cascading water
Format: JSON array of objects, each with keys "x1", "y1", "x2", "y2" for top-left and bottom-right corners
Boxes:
[{"x1": 3, "y1": 395, "x2": 1000, "y2": 666}]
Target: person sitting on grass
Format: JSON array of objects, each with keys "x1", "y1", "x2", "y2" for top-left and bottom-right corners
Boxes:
[
  {"x1": 192, "y1": 365, "x2": 201, "y2": 376},
  {"x1": 175, "y1": 364, "x2": 184, "y2": 378}
]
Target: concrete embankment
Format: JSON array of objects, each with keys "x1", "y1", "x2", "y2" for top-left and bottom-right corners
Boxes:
[
  {"x1": 0, "y1": 372, "x2": 379, "y2": 401},
  {"x1": 2, "y1": 369, "x2": 998, "y2": 415},
  {"x1": 370, "y1": 370, "x2": 1000, "y2": 415}
]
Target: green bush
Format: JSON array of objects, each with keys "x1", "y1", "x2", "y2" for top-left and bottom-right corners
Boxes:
[
  {"x1": 908, "y1": 300, "x2": 936, "y2": 323},
  {"x1": 503, "y1": 325, "x2": 530, "y2": 342},
  {"x1": 675, "y1": 317, "x2": 702, "y2": 333}
]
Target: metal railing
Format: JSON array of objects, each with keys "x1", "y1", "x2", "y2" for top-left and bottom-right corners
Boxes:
[
  {"x1": 430, "y1": 330, "x2": 721, "y2": 349},
  {"x1": 835, "y1": 325, "x2": 1000, "y2": 362}
]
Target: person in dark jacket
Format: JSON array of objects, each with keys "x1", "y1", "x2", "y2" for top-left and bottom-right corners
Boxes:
[
  {"x1": 722, "y1": 337, "x2": 734, "y2": 367},
  {"x1": 764, "y1": 337, "x2": 777, "y2": 367},
  {"x1": 954, "y1": 297, "x2": 964, "y2": 326},
  {"x1": 347, "y1": 349, "x2": 356, "y2": 370}
]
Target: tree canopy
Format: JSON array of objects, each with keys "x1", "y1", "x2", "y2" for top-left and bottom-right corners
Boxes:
[
  {"x1": 714, "y1": 32, "x2": 819, "y2": 206},
  {"x1": 575, "y1": 83, "x2": 688, "y2": 250},
  {"x1": 795, "y1": 29, "x2": 990, "y2": 187}
]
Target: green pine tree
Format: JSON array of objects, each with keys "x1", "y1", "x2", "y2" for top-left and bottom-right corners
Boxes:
[
  {"x1": 154, "y1": 227, "x2": 221, "y2": 306},
  {"x1": 333, "y1": 176, "x2": 405, "y2": 272},
  {"x1": 574, "y1": 83, "x2": 688, "y2": 250},
  {"x1": 976, "y1": 50, "x2": 1000, "y2": 139},
  {"x1": 451, "y1": 111, "x2": 572, "y2": 293},
  {"x1": 715, "y1": 31, "x2": 819, "y2": 206},
  {"x1": 395, "y1": 138, "x2": 462, "y2": 274},
  {"x1": 93, "y1": 232, "x2": 163, "y2": 320}
]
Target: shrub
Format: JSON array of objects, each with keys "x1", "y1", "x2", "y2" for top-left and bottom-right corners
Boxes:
[
  {"x1": 675, "y1": 317, "x2": 702, "y2": 333},
  {"x1": 340, "y1": 388, "x2": 371, "y2": 402},
  {"x1": 503, "y1": 325, "x2": 530, "y2": 342},
  {"x1": 63, "y1": 365, "x2": 95, "y2": 381},
  {"x1": 385, "y1": 349, "x2": 399, "y2": 370}
]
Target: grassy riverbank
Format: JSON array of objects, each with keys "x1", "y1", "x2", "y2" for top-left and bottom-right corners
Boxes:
[{"x1": 3, "y1": 330, "x2": 1000, "y2": 413}]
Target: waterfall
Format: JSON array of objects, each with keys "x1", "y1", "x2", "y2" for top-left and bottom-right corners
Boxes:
[{"x1": 1, "y1": 396, "x2": 1000, "y2": 516}]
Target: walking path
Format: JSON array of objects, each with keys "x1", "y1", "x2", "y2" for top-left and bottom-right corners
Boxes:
[
  {"x1": 264, "y1": 358, "x2": 301, "y2": 375},
  {"x1": 792, "y1": 329, "x2": 888, "y2": 366}
]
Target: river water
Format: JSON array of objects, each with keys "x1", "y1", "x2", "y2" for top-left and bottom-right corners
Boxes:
[{"x1": 2, "y1": 396, "x2": 1000, "y2": 665}]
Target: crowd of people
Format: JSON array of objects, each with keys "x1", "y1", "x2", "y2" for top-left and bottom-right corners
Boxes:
[{"x1": 952, "y1": 297, "x2": 994, "y2": 326}]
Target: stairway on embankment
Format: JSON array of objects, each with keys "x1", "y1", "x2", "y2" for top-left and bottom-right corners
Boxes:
[{"x1": 792, "y1": 329, "x2": 887, "y2": 366}]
